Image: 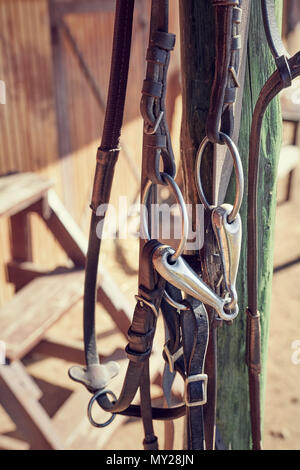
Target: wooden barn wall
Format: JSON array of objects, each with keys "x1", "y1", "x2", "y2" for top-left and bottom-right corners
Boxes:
[{"x1": 0, "y1": 0, "x2": 180, "y2": 306}]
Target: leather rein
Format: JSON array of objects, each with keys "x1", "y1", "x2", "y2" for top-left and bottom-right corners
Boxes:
[{"x1": 68, "y1": 0, "x2": 300, "y2": 451}]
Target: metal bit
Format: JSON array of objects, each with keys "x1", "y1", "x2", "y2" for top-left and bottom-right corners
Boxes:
[
  {"x1": 211, "y1": 203, "x2": 242, "y2": 313},
  {"x1": 152, "y1": 244, "x2": 238, "y2": 321}
]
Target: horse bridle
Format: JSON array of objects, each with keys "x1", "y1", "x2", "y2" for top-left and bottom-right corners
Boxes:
[{"x1": 68, "y1": 0, "x2": 300, "y2": 450}]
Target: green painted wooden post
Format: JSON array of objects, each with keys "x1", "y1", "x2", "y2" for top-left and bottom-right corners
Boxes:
[{"x1": 179, "y1": 0, "x2": 283, "y2": 449}]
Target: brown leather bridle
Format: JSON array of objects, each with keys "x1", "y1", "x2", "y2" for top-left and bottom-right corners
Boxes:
[{"x1": 67, "y1": 0, "x2": 300, "y2": 451}]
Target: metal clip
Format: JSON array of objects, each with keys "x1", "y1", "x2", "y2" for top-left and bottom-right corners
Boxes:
[
  {"x1": 211, "y1": 203, "x2": 242, "y2": 313},
  {"x1": 144, "y1": 111, "x2": 164, "y2": 135},
  {"x1": 152, "y1": 244, "x2": 238, "y2": 321}
]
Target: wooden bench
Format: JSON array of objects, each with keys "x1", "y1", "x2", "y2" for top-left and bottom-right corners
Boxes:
[
  {"x1": 0, "y1": 172, "x2": 133, "y2": 334},
  {"x1": 0, "y1": 270, "x2": 84, "y2": 450},
  {"x1": 0, "y1": 269, "x2": 164, "y2": 450}
]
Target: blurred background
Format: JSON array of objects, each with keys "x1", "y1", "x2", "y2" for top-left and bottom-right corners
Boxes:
[{"x1": 0, "y1": 0, "x2": 299, "y2": 450}]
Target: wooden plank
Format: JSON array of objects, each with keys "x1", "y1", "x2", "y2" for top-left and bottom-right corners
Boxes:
[
  {"x1": 0, "y1": 269, "x2": 84, "y2": 362},
  {"x1": 1, "y1": 1, "x2": 23, "y2": 172},
  {"x1": 8, "y1": 360, "x2": 43, "y2": 401},
  {"x1": 38, "y1": 190, "x2": 133, "y2": 335},
  {"x1": 32, "y1": 336, "x2": 126, "y2": 364},
  {"x1": 0, "y1": 172, "x2": 53, "y2": 217},
  {"x1": 9, "y1": 210, "x2": 33, "y2": 292},
  {"x1": 0, "y1": 219, "x2": 15, "y2": 307},
  {"x1": 48, "y1": 0, "x2": 75, "y2": 216},
  {"x1": 96, "y1": 275, "x2": 132, "y2": 335},
  {"x1": 52, "y1": 0, "x2": 114, "y2": 19},
  {"x1": 278, "y1": 145, "x2": 300, "y2": 178},
  {"x1": 6, "y1": 261, "x2": 50, "y2": 290},
  {"x1": 0, "y1": 365, "x2": 64, "y2": 450},
  {"x1": 36, "y1": 189, "x2": 87, "y2": 266},
  {"x1": 10, "y1": 211, "x2": 32, "y2": 268},
  {"x1": 32, "y1": 337, "x2": 93, "y2": 364}
]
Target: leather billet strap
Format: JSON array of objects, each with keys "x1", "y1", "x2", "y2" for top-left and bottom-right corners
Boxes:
[
  {"x1": 206, "y1": 0, "x2": 243, "y2": 144},
  {"x1": 181, "y1": 299, "x2": 209, "y2": 450},
  {"x1": 247, "y1": 51, "x2": 300, "y2": 450},
  {"x1": 140, "y1": 0, "x2": 176, "y2": 185}
]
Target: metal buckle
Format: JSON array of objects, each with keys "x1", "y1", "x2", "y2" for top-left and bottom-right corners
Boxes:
[
  {"x1": 144, "y1": 111, "x2": 164, "y2": 135},
  {"x1": 184, "y1": 373, "x2": 208, "y2": 407},
  {"x1": 163, "y1": 343, "x2": 183, "y2": 373}
]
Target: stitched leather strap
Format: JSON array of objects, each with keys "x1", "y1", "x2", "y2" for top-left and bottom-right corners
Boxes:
[
  {"x1": 206, "y1": 0, "x2": 242, "y2": 143},
  {"x1": 181, "y1": 299, "x2": 209, "y2": 450},
  {"x1": 140, "y1": 0, "x2": 176, "y2": 185}
]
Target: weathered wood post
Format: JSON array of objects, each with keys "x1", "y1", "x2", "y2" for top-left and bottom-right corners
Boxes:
[{"x1": 178, "y1": 0, "x2": 283, "y2": 449}]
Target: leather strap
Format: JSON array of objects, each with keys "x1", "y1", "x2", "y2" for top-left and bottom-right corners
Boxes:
[
  {"x1": 140, "y1": 0, "x2": 176, "y2": 185},
  {"x1": 206, "y1": 0, "x2": 242, "y2": 143},
  {"x1": 261, "y1": 0, "x2": 292, "y2": 87},
  {"x1": 181, "y1": 299, "x2": 209, "y2": 450}
]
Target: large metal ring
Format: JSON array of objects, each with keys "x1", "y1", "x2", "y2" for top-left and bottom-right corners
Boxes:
[
  {"x1": 195, "y1": 132, "x2": 244, "y2": 223},
  {"x1": 140, "y1": 172, "x2": 189, "y2": 262},
  {"x1": 87, "y1": 389, "x2": 117, "y2": 428}
]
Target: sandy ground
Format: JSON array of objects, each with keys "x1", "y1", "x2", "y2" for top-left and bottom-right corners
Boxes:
[{"x1": 262, "y1": 165, "x2": 300, "y2": 450}]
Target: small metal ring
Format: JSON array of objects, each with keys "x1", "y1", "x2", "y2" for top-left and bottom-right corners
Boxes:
[
  {"x1": 141, "y1": 172, "x2": 189, "y2": 262},
  {"x1": 87, "y1": 389, "x2": 117, "y2": 428},
  {"x1": 195, "y1": 132, "x2": 244, "y2": 223}
]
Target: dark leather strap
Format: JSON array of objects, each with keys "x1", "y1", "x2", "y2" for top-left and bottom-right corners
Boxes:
[
  {"x1": 140, "y1": 0, "x2": 176, "y2": 185},
  {"x1": 82, "y1": 0, "x2": 135, "y2": 370},
  {"x1": 181, "y1": 299, "x2": 209, "y2": 450},
  {"x1": 261, "y1": 0, "x2": 292, "y2": 87}
]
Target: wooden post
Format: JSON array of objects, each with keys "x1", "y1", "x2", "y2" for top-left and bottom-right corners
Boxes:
[{"x1": 179, "y1": 1, "x2": 283, "y2": 449}]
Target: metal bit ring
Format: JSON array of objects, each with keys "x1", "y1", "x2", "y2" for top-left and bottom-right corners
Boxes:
[
  {"x1": 141, "y1": 172, "x2": 189, "y2": 262},
  {"x1": 195, "y1": 132, "x2": 244, "y2": 223},
  {"x1": 87, "y1": 389, "x2": 117, "y2": 428}
]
